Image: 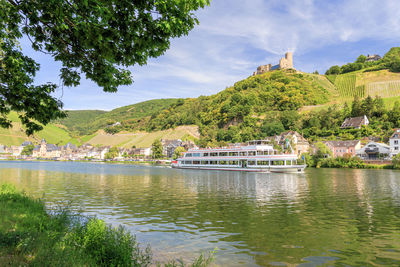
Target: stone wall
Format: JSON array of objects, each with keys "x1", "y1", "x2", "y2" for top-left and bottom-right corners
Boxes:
[
  {"x1": 279, "y1": 52, "x2": 293, "y2": 69},
  {"x1": 253, "y1": 52, "x2": 294, "y2": 76}
]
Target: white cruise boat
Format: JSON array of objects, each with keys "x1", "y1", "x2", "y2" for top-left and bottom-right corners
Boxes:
[{"x1": 171, "y1": 140, "x2": 306, "y2": 173}]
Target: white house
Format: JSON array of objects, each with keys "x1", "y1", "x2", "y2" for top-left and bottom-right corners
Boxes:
[
  {"x1": 356, "y1": 142, "x2": 390, "y2": 160},
  {"x1": 389, "y1": 129, "x2": 400, "y2": 158}
]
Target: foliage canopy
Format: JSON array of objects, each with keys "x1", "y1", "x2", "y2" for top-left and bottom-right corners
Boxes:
[{"x1": 0, "y1": 0, "x2": 209, "y2": 134}]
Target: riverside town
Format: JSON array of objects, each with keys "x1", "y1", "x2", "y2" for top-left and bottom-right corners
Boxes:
[{"x1": 2, "y1": 1, "x2": 400, "y2": 266}]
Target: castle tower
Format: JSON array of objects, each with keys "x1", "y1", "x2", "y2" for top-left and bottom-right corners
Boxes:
[
  {"x1": 279, "y1": 52, "x2": 294, "y2": 69},
  {"x1": 285, "y1": 52, "x2": 293, "y2": 68}
]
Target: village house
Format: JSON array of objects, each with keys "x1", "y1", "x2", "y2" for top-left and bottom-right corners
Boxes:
[
  {"x1": 323, "y1": 140, "x2": 361, "y2": 158},
  {"x1": 356, "y1": 141, "x2": 390, "y2": 160},
  {"x1": 340, "y1": 115, "x2": 369, "y2": 129},
  {"x1": 276, "y1": 131, "x2": 310, "y2": 156},
  {"x1": 366, "y1": 54, "x2": 381, "y2": 62},
  {"x1": 0, "y1": 145, "x2": 8, "y2": 154},
  {"x1": 389, "y1": 129, "x2": 400, "y2": 158},
  {"x1": 32, "y1": 139, "x2": 61, "y2": 158},
  {"x1": 60, "y1": 142, "x2": 78, "y2": 159},
  {"x1": 131, "y1": 147, "x2": 152, "y2": 158},
  {"x1": 161, "y1": 139, "x2": 183, "y2": 158}
]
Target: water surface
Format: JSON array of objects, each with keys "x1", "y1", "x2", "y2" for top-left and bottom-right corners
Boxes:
[{"x1": 0, "y1": 161, "x2": 399, "y2": 266}]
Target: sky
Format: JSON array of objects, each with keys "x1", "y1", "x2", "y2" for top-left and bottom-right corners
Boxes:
[{"x1": 21, "y1": 0, "x2": 400, "y2": 110}]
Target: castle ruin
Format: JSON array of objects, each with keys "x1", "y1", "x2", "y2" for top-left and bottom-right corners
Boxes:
[{"x1": 253, "y1": 52, "x2": 294, "y2": 76}]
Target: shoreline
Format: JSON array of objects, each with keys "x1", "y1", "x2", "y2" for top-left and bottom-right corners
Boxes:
[
  {"x1": 0, "y1": 158, "x2": 398, "y2": 170},
  {"x1": 0, "y1": 184, "x2": 214, "y2": 266}
]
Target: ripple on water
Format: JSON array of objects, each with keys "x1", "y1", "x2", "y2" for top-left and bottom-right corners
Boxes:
[{"x1": 1, "y1": 163, "x2": 400, "y2": 266}]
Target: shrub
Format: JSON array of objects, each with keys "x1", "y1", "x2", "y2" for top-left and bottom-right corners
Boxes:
[{"x1": 67, "y1": 218, "x2": 152, "y2": 267}]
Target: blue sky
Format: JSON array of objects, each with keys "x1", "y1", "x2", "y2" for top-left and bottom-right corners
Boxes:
[{"x1": 22, "y1": 0, "x2": 400, "y2": 110}]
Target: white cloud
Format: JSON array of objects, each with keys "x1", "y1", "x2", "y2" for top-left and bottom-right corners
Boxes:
[{"x1": 23, "y1": 0, "x2": 400, "y2": 109}]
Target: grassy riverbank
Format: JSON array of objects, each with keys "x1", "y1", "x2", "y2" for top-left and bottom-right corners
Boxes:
[{"x1": 0, "y1": 184, "x2": 214, "y2": 266}]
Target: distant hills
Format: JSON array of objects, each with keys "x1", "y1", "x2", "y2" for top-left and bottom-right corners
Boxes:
[{"x1": 2, "y1": 47, "x2": 400, "y2": 148}]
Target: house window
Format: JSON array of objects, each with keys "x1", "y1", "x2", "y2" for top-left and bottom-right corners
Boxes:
[
  {"x1": 395, "y1": 140, "x2": 399, "y2": 145},
  {"x1": 395, "y1": 147, "x2": 399, "y2": 151},
  {"x1": 350, "y1": 149, "x2": 353, "y2": 152}
]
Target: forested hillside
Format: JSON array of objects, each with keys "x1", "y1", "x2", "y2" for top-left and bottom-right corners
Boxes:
[
  {"x1": 57, "y1": 99, "x2": 181, "y2": 135},
  {"x1": 0, "y1": 112, "x2": 78, "y2": 146},
  {"x1": 50, "y1": 47, "x2": 400, "y2": 148},
  {"x1": 139, "y1": 70, "x2": 332, "y2": 146}
]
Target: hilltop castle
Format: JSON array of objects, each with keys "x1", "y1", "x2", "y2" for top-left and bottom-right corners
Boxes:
[{"x1": 253, "y1": 52, "x2": 294, "y2": 76}]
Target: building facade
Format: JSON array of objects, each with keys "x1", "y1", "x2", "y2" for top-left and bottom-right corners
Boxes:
[
  {"x1": 356, "y1": 142, "x2": 390, "y2": 160},
  {"x1": 324, "y1": 140, "x2": 361, "y2": 158},
  {"x1": 389, "y1": 129, "x2": 400, "y2": 158}
]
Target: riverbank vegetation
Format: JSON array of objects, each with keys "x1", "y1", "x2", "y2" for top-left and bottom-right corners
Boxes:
[{"x1": 0, "y1": 184, "x2": 214, "y2": 266}]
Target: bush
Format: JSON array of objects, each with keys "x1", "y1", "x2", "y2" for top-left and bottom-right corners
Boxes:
[
  {"x1": 1, "y1": 184, "x2": 214, "y2": 267},
  {"x1": 319, "y1": 156, "x2": 366, "y2": 168},
  {"x1": 67, "y1": 218, "x2": 152, "y2": 266}
]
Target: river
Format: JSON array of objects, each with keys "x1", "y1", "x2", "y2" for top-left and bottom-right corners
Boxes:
[{"x1": 0, "y1": 161, "x2": 399, "y2": 266}]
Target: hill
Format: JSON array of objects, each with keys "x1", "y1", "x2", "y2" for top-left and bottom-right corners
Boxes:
[
  {"x1": 126, "y1": 70, "x2": 333, "y2": 146},
  {"x1": 85, "y1": 125, "x2": 199, "y2": 148},
  {"x1": 56, "y1": 110, "x2": 107, "y2": 135},
  {"x1": 57, "y1": 99, "x2": 181, "y2": 135},
  {"x1": 0, "y1": 112, "x2": 78, "y2": 146},
  {"x1": 323, "y1": 47, "x2": 400, "y2": 101},
  {"x1": 9, "y1": 46, "x2": 400, "y2": 148}
]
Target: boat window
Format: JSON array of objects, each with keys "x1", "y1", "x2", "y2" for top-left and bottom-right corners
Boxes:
[
  {"x1": 257, "y1": 151, "x2": 263, "y2": 155},
  {"x1": 192, "y1": 153, "x2": 201, "y2": 157},
  {"x1": 257, "y1": 160, "x2": 268, "y2": 165},
  {"x1": 210, "y1": 161, "x2": 218, "y2": 165},
  {"x1": 229, "y1": 160, "x2": 238, "y2": 165},
  {"x1": 210, "y1": 152, "x2": 218, "y2": 157},
  {"x1": 248, "y1": 151, "x2": 256, "y2": 156},
  {"x1": 263, "y1": 151, "x2": 270, "y2": 155},
  {"x1": 271, "y1": 160, "x2": 284, "y2": 165},
  {"x1": 203, "y1": 153, "x2": 209, "y2": 157},
  {"x1": 193, "y1": 160, "x2": 200, "y2": 165},
  {"x1": 229, "y1": 152, "x2": 238, "y2": 156},
  {"x1": 219, "y1": 160, "x2": 227, "y2": 165},
  {"x1": 219, "y1": 152, "x2": 228, "y2": 156},
  {"x1": 286, "y1": 160, "x2": 292, "y2": 165},
  {"x1": 239, "y1": 151, "x2": 247, "y2": 156},
  {"x1": 248, "y1": 160, "x2": 256, "y2": 166},
  {"x1": 185, "y1": 153, "x2": 192, "y2": 157},
  {"x1": 184, "y1": 161, "x2": 192, "y2": 164},
  {"x1": 201, "y1": 160, "x2": 209, "y2": 165}
]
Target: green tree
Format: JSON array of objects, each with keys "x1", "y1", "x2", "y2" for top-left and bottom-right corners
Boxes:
[
  {"x1": 21, "y1": 144, "x2": 34, "y2": 156},
  {"x1": 105, "y1": 147, "x2": 119, "y2": 160},
  {"x1": 0, "y1": 0, "x2": 210, "y2": 134},
  {"x1": 361, "y1": 95, "x2": 374, "y2": 117},
  {"x1": 392, "y1": 153, "x2": 400, "y2": 169},
  {"x1": 152, "y1": 139, "x2": 163, "y2": 159},
  {"x1": 355, "y1": 55, "x2": 367, "y2": 63},
  {"x1": 261, "y1": 121, "x2": 285, "y2": 136},
  {"x1": 173, "y1": 146, "x2": 186, "y2": 160},
  {"x1": 325, "y1": 65, "x2": 341, "y2": 75},
  {"x1": 373, "y1": 96, "x2": 385, "y2": 117},
  {"x1": 351, "y1": 95, "x2": 363, "y2": 117}
]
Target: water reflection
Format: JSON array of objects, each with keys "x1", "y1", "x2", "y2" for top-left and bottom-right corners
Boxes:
[{"x1": 0, "y1": 162, "x2": 399, "y2": 266}]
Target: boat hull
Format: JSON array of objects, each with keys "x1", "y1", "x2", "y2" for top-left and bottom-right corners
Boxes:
[
  {"x1": 171, "y1": 165, "x2": 269, "y2": 172},
  {"x1": 171, "y1": 165, "x2": 306, "y2": 173},
  {"x1": 269, "y1": 165, "x2": 306, "y2": 173}
]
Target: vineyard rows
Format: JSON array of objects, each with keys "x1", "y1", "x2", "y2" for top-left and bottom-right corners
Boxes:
[
  {"x1": 334, "y1": 74, "x2": 364, "y2": 97},
  {"x1": 366, "y1": 80, "x2": 400, "y2": 98}
]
